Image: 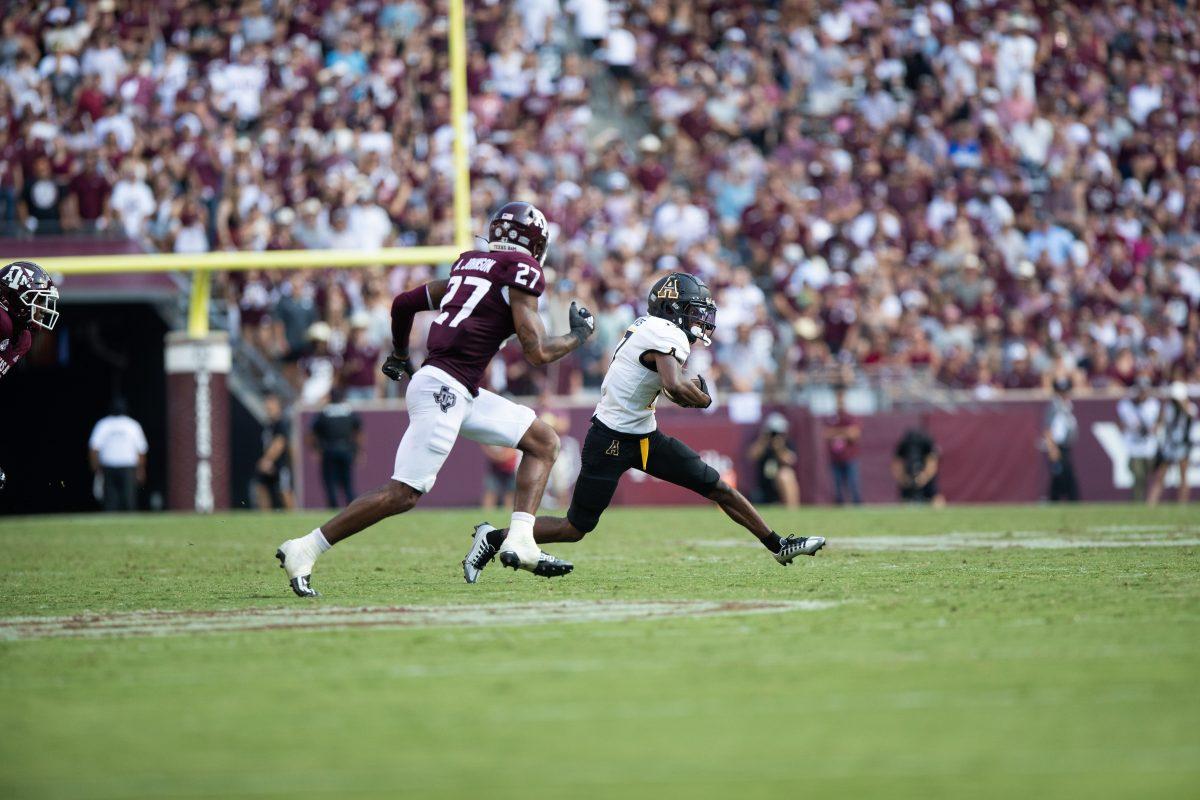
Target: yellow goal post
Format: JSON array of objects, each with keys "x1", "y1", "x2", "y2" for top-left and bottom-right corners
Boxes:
[{"x1": 26, "y1": 0, "x2": 473, "y2": 340}]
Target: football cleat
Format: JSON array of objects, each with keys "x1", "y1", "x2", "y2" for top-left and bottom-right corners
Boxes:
[
  {"x1": 463, "y1": 522, "x2": 500, "y2": 584},
  {"x1": 774, "y1": 535, "x2": 826, "y2": 565},
  {"x1": 498, "y1": 549, "x2": 574, "y2": 578},
  {"x1": 275, "y1": 539, "x2": 320, "y2": 597}
]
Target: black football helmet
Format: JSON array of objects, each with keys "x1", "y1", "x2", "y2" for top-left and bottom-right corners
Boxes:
[
  {"x1": 488, "y1": 201, "x2": 550, "y2": 264},
  {"x1": 0, "y1": 260, "x2": 59, "y2": 331},
  {"x1": 648, "y1": 272, "x2": 716, "y2": 345}
]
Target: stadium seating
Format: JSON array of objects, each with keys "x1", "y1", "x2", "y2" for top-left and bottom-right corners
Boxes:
[{"x1": 1, "y1": 0, "x2": 1197, "y2": 401}]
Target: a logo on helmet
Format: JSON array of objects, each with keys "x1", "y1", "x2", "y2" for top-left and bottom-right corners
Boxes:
[{"x1": 657, "y1": 276, "x2": 680, "y2": 300}]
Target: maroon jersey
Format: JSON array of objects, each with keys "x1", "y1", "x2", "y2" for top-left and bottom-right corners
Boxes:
[
  {"x1": 0, "y1": 307, "x2": 33, "y2": 379},
  {"x1": 423, "y1": 249, "x2": 545, "y2": 394}
]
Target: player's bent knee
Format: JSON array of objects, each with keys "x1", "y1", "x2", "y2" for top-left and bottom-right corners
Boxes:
[
  {"x1": 518, "y1": 420, "x2": 560, "y2": 462},
  {"x1": 383, "y1": 481, "x2": 421, "y2": 515},
  {"x1": 705, "y1": 480, "x2": 735, "y2": 504},
  {"x1": 566, "y1": 509, "x2": 598, "y2": 535}
]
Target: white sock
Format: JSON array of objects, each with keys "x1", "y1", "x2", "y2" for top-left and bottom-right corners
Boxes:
[
  {"x1": 505, "y1": 512, "x2": 536, "y2": 548},
  {"x1": 300, "y1": 528, "x2": 332, "y2": 556}
]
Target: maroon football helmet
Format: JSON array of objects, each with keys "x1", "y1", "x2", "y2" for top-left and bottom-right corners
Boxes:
[
  {"x1": 487, "y1": 201, "x2": 550, "y2": 264},
  {"x1": 0, "y1": 260, "x2": 59, "y2": 331}
]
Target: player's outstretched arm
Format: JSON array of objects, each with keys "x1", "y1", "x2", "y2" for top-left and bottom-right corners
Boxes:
[
  {"x1": 383, "y1": 279, "x2": 450, "y2": 380},
  {"x1": 511, "y1": 292, "x2": 594, "y2": 366},
  {"x1": 654, "y1": 352, "x2": 712, "y2": 408}
]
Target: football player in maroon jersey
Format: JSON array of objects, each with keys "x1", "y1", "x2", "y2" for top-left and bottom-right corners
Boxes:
[
  {"x1": 276, "y1": 202, "x2": 595, "y2": 596},
  {"x1": 0, "y1": 260, "x2": 59, "y2": 382},
  {"x1": 0, "y1": 260, "x2": 60, "y2": 492}
]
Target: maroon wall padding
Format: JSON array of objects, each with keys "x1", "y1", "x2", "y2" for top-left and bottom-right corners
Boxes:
[
  {"x1": 295, "y1": 398, "x2": 1154, "y2": 508},
  {"x1": 166, "y1": 370, "x2": 231, "y2": 510},
  {"x1": 165, "y1": 335, "x2": 232, "y2": 511},
  {"x1": 927, "y1": 407, "x2": 1045, "y2": 502}
]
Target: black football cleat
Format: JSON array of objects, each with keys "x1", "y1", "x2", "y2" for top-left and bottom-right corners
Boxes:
[
  {"x1": 498, "y1": 549, "x2": 574, "y2": 578},
  {"x1": 463, "y1": 522, "x2": 500, "y2": 584},
  {"x1": 774, "y1": 535, "x2": 826, "y2": 565}
]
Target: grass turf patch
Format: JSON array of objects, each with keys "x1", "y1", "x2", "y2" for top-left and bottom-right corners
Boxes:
[{"x1": 0, "y1": 504, "x2": 1197, "y2": 799}]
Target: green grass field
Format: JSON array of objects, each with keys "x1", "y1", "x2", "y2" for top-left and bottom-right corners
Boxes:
[{"x1": 1, "y1": 504, "x2": 1198, "y2": 799}]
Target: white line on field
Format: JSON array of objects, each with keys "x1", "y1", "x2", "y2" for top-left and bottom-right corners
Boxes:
[
  {"x1": 0, "y1": 599, "x2": 840, "y2": 642},
  {"x1": 692, "y1": 528, "x2": 1200, "y2": 552}
]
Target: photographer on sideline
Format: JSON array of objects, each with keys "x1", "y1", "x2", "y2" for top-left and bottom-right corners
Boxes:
[{"x1": 747, "y1": 412, "x2": 800, "y2": 507}]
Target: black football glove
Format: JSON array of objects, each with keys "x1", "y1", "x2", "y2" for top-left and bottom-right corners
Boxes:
[
  {"x1": 381, "y1": 352, "x2": 415, "y2": 382},
  {"x1": 693, "y1": 374, "x2": 712, "y2": 409},
  {"x1": 568, "y1": 301, "x2": 595, "y2": 345}
]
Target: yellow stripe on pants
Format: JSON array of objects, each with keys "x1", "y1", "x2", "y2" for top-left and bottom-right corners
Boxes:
[{"x1": 640, "y1": 437, "x2": 649, "y2": 470}]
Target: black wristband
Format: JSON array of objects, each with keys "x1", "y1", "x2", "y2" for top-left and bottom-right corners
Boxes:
[{"x1": 570, "y1": 328, "x2": 588, "y2": 346}]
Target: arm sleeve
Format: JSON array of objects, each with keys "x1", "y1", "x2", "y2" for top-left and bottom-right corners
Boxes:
[{"x1": 390, "y1": 284, "x2": 435, "y2": 353}]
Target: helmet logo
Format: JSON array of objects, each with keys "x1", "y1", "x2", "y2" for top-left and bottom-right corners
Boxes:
[
  {"x1": 656, "y1": 275, "x2": 680, "y2": 300},
  {"x1": 3, "y1": 266, "x2": 30, "y2": 290}
]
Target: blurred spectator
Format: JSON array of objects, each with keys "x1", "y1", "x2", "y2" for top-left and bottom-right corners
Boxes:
[
  {"x1": 746, "y1": 412, "x2": 800, "y2": 508},
  {"x1": 300, "y1": 321, "x2": 338, "y2": 404},
  {"x1": 542, "y1": 411, "x2": 581, "y2": 509},
  {"x1": 255, "y1": 393, "x2": 294, "y2": 511},
  {"x1": 1117, "y1": 378, "x2": 1160, "y2": 502},
  {"x1": 87, "y1": 398, "x2": 147, "y2": 512},
  {"x1": 824, "y1": 387, "x2": 862, "y2": 505},
  {"x1": 1044, "y1": 377, "x2": 1080, "y2": 502},
  {"x1": 341, "y1": 314, "x2": 383, "y2": 400},
  {"x1": 1148, "y1": 382, "x2": 1197, "y2": 506},
  {"x1": 893, "y1": 427, "x2": 944, "y2": 507},
  {"x1": 481, "y1": 445, "x2": 519, "y2": 510},
  {"x1": 310, "y1": 386, "x2": 362, "y2": 508}
]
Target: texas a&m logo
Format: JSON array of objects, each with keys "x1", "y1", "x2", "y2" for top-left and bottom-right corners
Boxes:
[
  {"x1": 606, "y1": 440, "x2": 620, "y2": 456},
  {"x1": 434, "y1": 386, "x2": 457, "y2": 413}
]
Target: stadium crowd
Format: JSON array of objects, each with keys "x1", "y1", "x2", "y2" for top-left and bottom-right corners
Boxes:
[{"x1": 1, "y1": 0, "x2": 1198, "y2": 402}]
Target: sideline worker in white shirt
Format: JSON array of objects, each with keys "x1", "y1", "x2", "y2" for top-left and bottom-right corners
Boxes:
[
  {"x1": 88, "y1": 398, "x2": 148, "y2": 511},
  {"x1": 1116, "y1": 377, "x2": 1160, "y2": 502}
]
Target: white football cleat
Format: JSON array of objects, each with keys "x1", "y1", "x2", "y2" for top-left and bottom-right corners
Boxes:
[
  {"x1": 275, "y1": 538, "x2": 320, "y2": 597},
  {"x1": 774, "y1": 535, "x2": 826, "y2": 565},
  {"x1": 497, "y1": 525, "x2": 542, "y2": 569},
  {"x1": 497, "y1": 528, "x2": 573, "y2": 577},
  {"x1": 463, "y1": 522, "x2": 500, "y2": 584}
]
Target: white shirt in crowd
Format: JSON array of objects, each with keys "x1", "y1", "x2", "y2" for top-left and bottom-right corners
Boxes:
[
  {"x1": 606, "y1": 27, "x2": 637, "y2": 66},
  {"x1": 82, "y1": 45, "x2": 127, "y2": 95},
  {"x1": 111, "y1": 178, "x2": 157, "y2": 238},
  {"x1": 89, "y1": 415, "x2": 149, "y2": 468},
  {"x1": 569, "y1": 0, "x2": 608, "y2": 41}
]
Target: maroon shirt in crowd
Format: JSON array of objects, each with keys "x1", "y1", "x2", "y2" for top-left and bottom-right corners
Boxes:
[
  {"x1": 69, "y1": 170, "x2": 110, "y2": 221},
  {"x1": 825, "y1": 410, "x2": 860, "y2": 465}
]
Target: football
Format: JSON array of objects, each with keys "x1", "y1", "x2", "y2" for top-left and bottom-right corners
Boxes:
[{"x1": 663, "y1": 377, "x2": 706, "y2": 407}]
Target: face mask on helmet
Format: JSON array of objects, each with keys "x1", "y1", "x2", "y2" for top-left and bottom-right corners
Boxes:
[
  {"x1": 23, "y1": 286, "x2": 59, "y2": 330},
  {"x1": 681, "y1": 299, "x2": 716, "y2": 345}
]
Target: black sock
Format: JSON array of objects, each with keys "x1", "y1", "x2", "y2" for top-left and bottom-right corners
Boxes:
[
  {"x1": 764, "y1": 531, "x2": 783, "y2": 553},
  {"x1": 486, "y1": 528, "x2": 507, "y2": 549}
]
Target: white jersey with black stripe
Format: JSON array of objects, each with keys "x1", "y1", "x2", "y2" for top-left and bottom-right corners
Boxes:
[{"x1": 594, "y1": 315, "x2": 691, "y2": 435}]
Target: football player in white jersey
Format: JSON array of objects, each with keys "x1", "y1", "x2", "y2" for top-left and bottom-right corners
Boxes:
[{"x1": 461, "y1": 272, "x2": 825, "y2": 582}]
